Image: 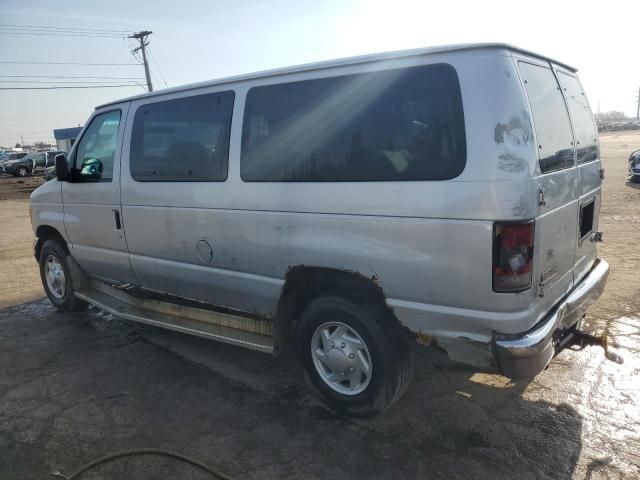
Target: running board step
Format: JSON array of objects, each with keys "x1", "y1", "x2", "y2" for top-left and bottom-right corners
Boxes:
[{"x1": 75, "y1": 280, "x2": 273, "y2": 353}]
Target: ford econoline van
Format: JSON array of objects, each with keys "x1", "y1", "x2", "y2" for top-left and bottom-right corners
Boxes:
[{"x1": 30, "y1": 43, "x2": 609, "y2": 416}]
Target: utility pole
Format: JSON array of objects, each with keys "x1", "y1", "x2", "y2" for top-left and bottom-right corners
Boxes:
[{"x1": 128, "y1": 31, "x2": 153, "y2": 92}]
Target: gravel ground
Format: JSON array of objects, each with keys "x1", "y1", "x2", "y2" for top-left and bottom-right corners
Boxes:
[{"x1": 0, "y1": 132, "x2": 638, "y2": 479}]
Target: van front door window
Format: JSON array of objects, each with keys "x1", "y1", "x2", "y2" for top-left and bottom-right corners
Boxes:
[{"x1": 74, "y1": 110, "x2": 121, "y2": 182}]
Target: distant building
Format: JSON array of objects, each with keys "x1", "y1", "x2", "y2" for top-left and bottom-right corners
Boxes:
[{"x1": 53, "y1": 127, "x2": 82, "y2": 152}]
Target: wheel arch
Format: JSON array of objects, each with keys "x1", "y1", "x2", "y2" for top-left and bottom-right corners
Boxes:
[
  {"x1": 272, "y1": 266, "x2": 400, "y2": 355},
  {"x1": 35, "y1": 225, "x2": 69, "y2": 260}
]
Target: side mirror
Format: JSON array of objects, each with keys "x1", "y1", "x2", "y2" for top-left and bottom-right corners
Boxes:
[
  {"x1": 54, "y1": 154, "x2": 70, "y2": 181},
  {"x1": 79, "y1": 158, "x2": 103, "y2": 180}
]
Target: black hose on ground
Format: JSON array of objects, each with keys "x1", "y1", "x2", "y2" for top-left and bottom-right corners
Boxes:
[{"x1": 50, "y1": 448, "x2": 234, "y2": 480}]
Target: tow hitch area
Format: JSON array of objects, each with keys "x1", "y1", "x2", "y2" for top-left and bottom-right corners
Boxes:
[{"x1": 558, "y1": 329, "x2": 624, "y2": 364}]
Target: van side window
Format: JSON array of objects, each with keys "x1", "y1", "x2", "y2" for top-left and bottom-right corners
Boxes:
[
  {"x1": 519, "y1": 62, "x2": 574, "y2": 174},
  {"x1": 241, "y1": 64, "x2": 466, "y2": 181},
  {"x1": 557, "y1": 72, "x2": 598, "y2": 164},
  {"x1": 73, "y1": 110, "x2": 121, "y2": 182},
  {"x1": 130, "y1": 91, "x2": 234, "y2": 182}
]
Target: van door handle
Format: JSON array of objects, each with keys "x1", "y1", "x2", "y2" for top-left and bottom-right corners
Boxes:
[{"x1": 113, "y1": 209, "x2": 122, "y2": 230}]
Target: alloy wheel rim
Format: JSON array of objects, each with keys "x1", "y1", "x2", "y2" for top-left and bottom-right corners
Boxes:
[
  {"x1": 44, "y1": 254, "x2": 66, "y2": 299},
  {"x1": 311, "y1": 321, "x2": 372, "y2": 395}
]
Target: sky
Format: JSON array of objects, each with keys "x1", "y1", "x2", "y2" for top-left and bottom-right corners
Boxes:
[{"x1": 0, "y1": 0, "x2": 639, "y2": 147}]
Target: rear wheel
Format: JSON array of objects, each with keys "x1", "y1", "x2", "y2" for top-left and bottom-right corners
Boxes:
[
  {"x1": 16, "y1": 166, "x2": 29, "y2": 177},
  {"x1": 296, "y1": 296, "x2": 413, "y2": 417},
  {"x1": 39, "y1": 240, "x2": 87, "y2": 312}
]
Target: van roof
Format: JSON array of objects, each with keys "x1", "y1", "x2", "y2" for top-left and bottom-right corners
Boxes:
[{"x1": 97, "y1": 43, "x2": 577, "y2": 109}]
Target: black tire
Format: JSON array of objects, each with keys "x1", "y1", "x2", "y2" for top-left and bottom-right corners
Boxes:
[
  {"x1": 296, "y1": 296, "x2": 413, "y2": 417},
  {"x1": 16, "y1": 166, "x2": 29, "y2": 177},
  {"x1": 39, "y1": 240, "x2": 87, "y2": 312}
]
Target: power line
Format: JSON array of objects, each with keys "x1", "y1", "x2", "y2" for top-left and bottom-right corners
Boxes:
[
  {"x1": 0, "y1": 85, "x2": 145, "y2": 90},
  {"x1": 0, "y1": 79, "x2": 143, "y2": 84},
  {"x1": 0, "y1": 23, "x2": 133, "y2": 34},
  {"x1": 0, "y1": 75, "x2": 146, "y2": 80},
  {"x1": 0, "y1": 27, "x2": 124, "y2": 35},
  {"x1": 0, "y1": 112, "x2": 88, "y2": 118},
  {"x1": 147, "y1": 46, "x2": 169, "y2": 88},
  {"x1": 0, "y1": 60, "x2": 139, "y2": 66},
  {"x1": 0, "y1": 31, "x2": 126, "y2": 38},
  {"x1": 0, "y1": 123, "x2": 80, "y2": 131}
]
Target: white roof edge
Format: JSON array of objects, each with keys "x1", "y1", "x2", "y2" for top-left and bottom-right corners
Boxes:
[{"x1": 96, "y1": 43, "x2": 577, "y2": 109}]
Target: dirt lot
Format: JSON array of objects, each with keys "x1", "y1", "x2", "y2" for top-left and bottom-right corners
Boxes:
[
  {"x1": 0, "y1": 133, "x2": 639, "y2": 479},
  {"x1": 0, "y1": 175, "x2": 45, "y2": 309}
]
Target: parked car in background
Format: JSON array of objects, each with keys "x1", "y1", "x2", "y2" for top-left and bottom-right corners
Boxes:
[
  {"x1": 629, "y1": 149, "x2": 640, "y2": 182},
  {"x1": 2, "y1": 151, "x2": 64, "y2": 176},
  {"x1": 0, "y1": 151, "x2": 28, "y2": 170}
]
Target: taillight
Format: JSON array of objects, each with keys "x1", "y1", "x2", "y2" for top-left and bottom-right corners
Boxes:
[{"x1": 493, "y1": 221, "x2": 534, "y2": 293}]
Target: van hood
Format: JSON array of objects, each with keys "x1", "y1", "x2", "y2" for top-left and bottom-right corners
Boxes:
[{"x1": 30, "y1": 176, "x2": 62, "y2": 204}]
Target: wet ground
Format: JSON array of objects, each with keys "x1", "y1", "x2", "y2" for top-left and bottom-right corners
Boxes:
[{"x1": 1, "y1": 132, "x2": 639, "y2": 479}]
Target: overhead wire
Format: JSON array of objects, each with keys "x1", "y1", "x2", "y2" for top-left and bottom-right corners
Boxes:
[
  {"x1": 0, "y1": 24, "x2": 133, "y2": 38},
  {"x1": 0, "y1": 75, "x2": 145, "y2": 80},
  {"x1": 0, "y1": 80, "x2": 144, "y2": 84},
  {"x1": 0, "y1": 24, "x2": 133, "y2": 33},
  {"x1": 0, "y1": 61, "x2": 139, "y2": 66},
  {"x1": 0, "y1": 112, "x2": 88, "y2": 118},
  {"x1": 0, "y1": 24, "x2": 149, "y2": 143},
  {"x1": 146, "y1": 46, "x2": 169, "y2": 88},
  {"x1": 0, "y1": 85, "x2": 146, "y2": 90},
  {"x1": 0, "y1": 31, "x2": 128, "y2": 38}
]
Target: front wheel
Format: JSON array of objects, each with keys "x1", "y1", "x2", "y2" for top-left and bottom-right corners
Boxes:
[
  {"x1": 16, "y1": 166, "x2": 29, "y2": 177},
  {"x1": 296, "y1": 296, "x2": 413, "y2": 417},
  {"x1": 39, "y1": 240, "x2": 87, "y2": 312}
]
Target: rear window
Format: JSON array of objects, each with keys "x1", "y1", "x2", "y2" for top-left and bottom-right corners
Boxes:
[
  {"x1": 130, "y1": 91, "x2": 234, "y2": 182},
  {"x1": 519, "y1": 62, "x2": 574, "y2": 174},
  {"x1": 241, "y1": 63, "x2": 466, "y2": 182},
  {"x1": 557, "y1": 72, "x2": 598, "y2": 164}
]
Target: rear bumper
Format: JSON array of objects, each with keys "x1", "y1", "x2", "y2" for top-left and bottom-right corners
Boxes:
[{"x1": 493, "y1": 258, "x2": 609, "y2": 378}]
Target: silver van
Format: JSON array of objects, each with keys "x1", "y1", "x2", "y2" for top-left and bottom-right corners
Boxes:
[{"x1": 30, "y1": 43, "x2": 609, "y2": 416}]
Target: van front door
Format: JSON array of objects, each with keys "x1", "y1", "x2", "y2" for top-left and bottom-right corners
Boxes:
[{"x1": 62, "y1": 106, "x2": 137, "y2": 284}]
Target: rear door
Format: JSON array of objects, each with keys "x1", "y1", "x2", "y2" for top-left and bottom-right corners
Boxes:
[
  {"x1": 62, "y1": 106, "x2": 137, "y2": 284},
  {"x1": 555, "y1": 70, "x2": 602, "y2": 283},
  {"x1": 518, "y1": 60, "x2": 577, "y2": 303}
]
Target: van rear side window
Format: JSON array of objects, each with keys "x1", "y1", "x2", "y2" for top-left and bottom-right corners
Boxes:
[
  {"x1": 130, "y1": 91, "x2": 234, "y2": 182},
  {"x1": 557, "y1": 72, "x2": 598, "y2": 164},
  {"x1": 519, "y1": 62, "x2": 574, "y2": 174},
  {"x1": 241, "y1": 63, "x2": 466, "y2": 182}
]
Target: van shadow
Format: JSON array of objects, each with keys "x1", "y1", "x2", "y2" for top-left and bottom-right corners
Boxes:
[
  {"x1": 625, "y1": 180, "x2": 640, "y2": 189},
  {"x1": 348, "y1": 345, "x2": 584, "y2": 478},
  {"x1": 144, "y1": 325, "x2": 583, "y2": 479}
]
